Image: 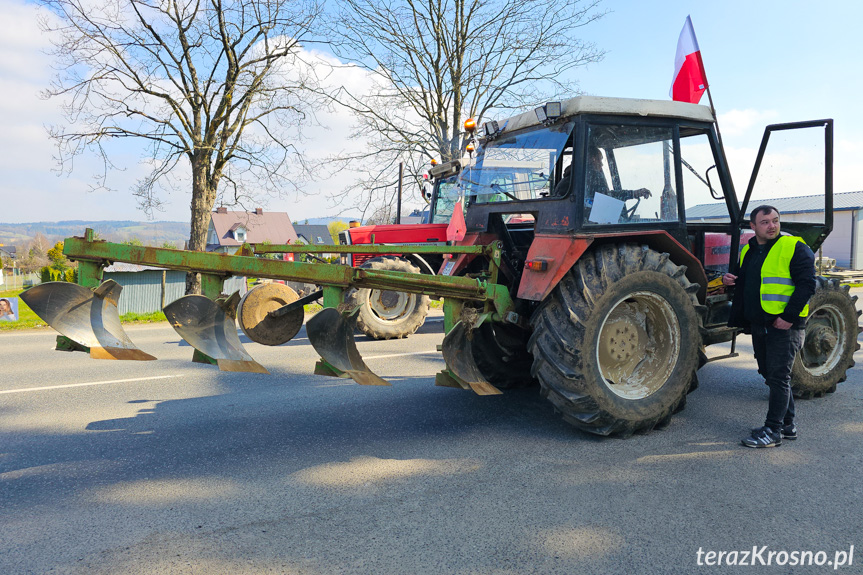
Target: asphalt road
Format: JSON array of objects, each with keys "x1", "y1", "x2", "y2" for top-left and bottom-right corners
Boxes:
[{"x1": 2, "y1": 308, "x2": 863, "y2": 574}]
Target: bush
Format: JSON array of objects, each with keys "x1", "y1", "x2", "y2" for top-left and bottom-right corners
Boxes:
[{"x1": 41, "y1": 267, "x2": 77, "y2": 283}]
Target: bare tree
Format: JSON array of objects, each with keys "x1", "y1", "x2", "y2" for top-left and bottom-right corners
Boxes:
[
  {"x1": 39, "y1": 0, "x2": 324, "y2": 292},
  {"x1": 325, "y1": 0, "x2": 605, "y2": 215},
  {"x1": 18, "y1": 233, "x2": 53, "y2": 274}
]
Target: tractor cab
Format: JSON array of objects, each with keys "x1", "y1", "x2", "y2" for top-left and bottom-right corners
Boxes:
[{"x1": 455, "y1": 96, "x2": 833, "y2": 299}]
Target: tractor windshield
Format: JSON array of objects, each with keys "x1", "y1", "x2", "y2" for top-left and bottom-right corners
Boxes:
[{"x1": 457, "y1": 122, "x2": 575, "y2": 205}]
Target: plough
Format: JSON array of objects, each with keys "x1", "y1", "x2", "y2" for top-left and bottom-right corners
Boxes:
[{"x1": 23, "y1": 227, "x2": 514, "y2": 395}]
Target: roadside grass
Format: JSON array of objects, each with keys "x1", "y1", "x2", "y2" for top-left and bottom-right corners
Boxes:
[{"x1": 119, "y1": 310, "x2": 168, "y2": 323}]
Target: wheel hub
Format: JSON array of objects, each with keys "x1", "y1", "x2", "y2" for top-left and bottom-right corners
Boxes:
[
  {"x1": 596, "y1": 292, "x2": 680, "y2": 400},
  {"x1": 801, "y1": 304, "x2": 846, "y2": 375},
  {"x1": 804, "y1": 324, "x2": 837, "y2": 363},
  {"x1": 600, "y1": 319, "x2": 644, "y2": 364},
  {"x1": 370, "y1": 289, "x2": 413, "y2": 321}
]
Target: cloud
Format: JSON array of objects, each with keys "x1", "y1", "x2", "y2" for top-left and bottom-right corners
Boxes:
[{"x1": 717, "y1": 109, "x2": 779, "y2": 137}]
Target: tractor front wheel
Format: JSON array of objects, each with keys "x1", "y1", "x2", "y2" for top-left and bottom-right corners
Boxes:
[{"x1": 346, "y1": 257, "x2": 430, "y2": 340}]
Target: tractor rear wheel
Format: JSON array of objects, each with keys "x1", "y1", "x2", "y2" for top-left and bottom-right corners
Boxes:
[
  {"x1": 791, "y1": 278, "x2": 861, "y2": 398},
  {"x1": 346, "y1": 256, "x2": 430, "y2": 340},
  {"x1": 529, "y1": 245, "x2": 702, "y2": 436}
]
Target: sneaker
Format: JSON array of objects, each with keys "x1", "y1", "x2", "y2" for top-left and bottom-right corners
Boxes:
[
  {"x1": 751, "y1": 424, "x2": 797, "y2": 440},
  {"x1": 742, "y1": 426, "x2": 782, "y2": 448},
  {"x1": 780, "y1": 424, "x2": 797, "y2": 440}
]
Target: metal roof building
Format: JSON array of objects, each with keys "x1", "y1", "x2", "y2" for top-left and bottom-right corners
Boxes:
[
  {"x1": 686, "y1": 191, "x2": 863, "y2": 269},
  {"x1": 103, "y1": 263, "x2": 247, "y2": 315}
]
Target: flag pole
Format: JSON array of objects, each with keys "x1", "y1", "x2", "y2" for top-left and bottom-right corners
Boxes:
[{"x1": 704, "y1": 81, "x2": 727, "y2": 158}]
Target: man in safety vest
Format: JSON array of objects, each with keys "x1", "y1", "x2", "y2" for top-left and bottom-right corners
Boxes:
[{"x1": 722, "y1": 205, "x2": 816, "y2": 448}]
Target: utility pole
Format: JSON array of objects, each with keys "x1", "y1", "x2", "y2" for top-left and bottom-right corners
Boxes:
[{"x1": 396, "y1": 162, "x2": 403, "y2": 224}]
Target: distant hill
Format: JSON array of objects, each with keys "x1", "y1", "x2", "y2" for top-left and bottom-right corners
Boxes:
[{"x1": 0, "y1": 220, "x2": 189, "y2": 248}]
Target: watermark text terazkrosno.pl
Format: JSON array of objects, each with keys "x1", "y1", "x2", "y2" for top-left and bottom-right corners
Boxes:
[{"x1": 696, "y1": 546, "x2": 854, "y2": 568}]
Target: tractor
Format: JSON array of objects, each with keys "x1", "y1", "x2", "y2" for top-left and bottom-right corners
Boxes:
[
  {"x1": 435, "y1": 96, "x2": 858, "y2": 434},
  {"x1": 334, "y1": 163, "x2": 462, "y2": 340},
  {"x1": 23, "y1": 96, "x2": 860, "y2": 437}
]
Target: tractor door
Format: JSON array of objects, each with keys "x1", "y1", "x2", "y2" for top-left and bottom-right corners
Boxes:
[
  {"x1": 740, "y1": 120, "x2": 834, "y2": 250},
  {"x1": 679, "y1": 123, "x2": 742, "y2": 290}
]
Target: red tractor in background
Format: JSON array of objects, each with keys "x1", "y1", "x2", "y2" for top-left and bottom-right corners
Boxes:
[{"x1": 337, "y1": 161, "x2": 463, "y2": 339}]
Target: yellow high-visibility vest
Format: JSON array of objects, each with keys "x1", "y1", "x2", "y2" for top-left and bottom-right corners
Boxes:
[{"x1": 740, "y1": 236, "x2": 809, "y2": 317}]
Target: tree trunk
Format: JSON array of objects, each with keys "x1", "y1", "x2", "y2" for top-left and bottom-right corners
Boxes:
[{"x1": 185, "y1": 156, "x2": 218, "y2": 295}]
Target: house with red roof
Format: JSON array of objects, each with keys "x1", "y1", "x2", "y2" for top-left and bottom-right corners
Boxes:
[{"x1": 206, "y1": 207, "x2": 298, "y2": 254}]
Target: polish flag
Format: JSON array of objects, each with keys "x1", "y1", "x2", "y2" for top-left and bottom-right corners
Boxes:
[{"x1": 670, "y1": 16, "x2": 708, "y2": 104}]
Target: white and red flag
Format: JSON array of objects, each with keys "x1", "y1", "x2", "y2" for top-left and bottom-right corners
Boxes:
[{"x1": 670, "y1": 16, "x2": 708, "y2": 104}]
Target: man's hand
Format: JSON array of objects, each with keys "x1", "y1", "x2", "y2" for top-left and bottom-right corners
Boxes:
[
  {"x1": 722, "y1": 273, "x2": 737, "y2": 286},
  {"x1": 772, "y1": 317, "x2": 793, "y2": 330},
  {"x1": 636, "y1": 188, "x2": 652, "y2": 199}
]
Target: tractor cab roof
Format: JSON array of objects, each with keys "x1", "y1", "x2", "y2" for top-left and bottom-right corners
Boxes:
[{"x1": 485, "y1": 96, "x2": 715, "y2": 140}]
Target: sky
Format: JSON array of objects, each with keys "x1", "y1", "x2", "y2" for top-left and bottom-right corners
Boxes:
[{"x1": 0, "y1": 0, "x2": 859, "y2": 225}]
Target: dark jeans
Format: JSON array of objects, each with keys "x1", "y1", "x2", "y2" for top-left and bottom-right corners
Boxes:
[{"x1": 751, "y1": 324, "x2": 805, "y2": 430}]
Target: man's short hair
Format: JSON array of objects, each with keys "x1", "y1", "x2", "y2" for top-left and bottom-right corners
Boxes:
[{"x1": 750, "y1": 204, "x2": 780, "y2": 223}]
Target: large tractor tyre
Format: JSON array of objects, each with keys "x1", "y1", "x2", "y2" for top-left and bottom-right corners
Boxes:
[
  {"x1": 470, "y1": 322, "x2": 538, "y2": 389},
  {"x1": 346, "y1": 257, "x2": 430, "y2": 340},
  {"x1": 791, "y1": 278, "x2": 861, "y2": 399},
  {"x1": 529, "y1": 244, "x2": 703, "y2": 437}
]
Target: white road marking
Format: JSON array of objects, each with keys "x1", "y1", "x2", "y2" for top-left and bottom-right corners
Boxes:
[
  {"x1": 0, "y1": 375, "x2": 183, "y2": 395},
  {"x1": 363, "y1": 351, "x2": 440, "y2": 360}
]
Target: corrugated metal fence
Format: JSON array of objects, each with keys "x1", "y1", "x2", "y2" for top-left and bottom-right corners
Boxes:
[{"x1": 103, "y1": 265, "x2": 247, "y2": 315}]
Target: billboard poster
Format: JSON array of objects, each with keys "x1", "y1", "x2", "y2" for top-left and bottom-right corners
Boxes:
[{"x1": 0, "y1": 297, "x2": 19, "y2": 321}]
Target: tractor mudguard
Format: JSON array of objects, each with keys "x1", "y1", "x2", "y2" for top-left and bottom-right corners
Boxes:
[
  {"x1": 517, "y1": 235, "x2": 594, "y2": 301},
  {"x1": 403, "y1": 253, "x2": 438, "y2": 276},
  {"x1": 516, "y1": 231, "x2": 708, "y2": 302}
]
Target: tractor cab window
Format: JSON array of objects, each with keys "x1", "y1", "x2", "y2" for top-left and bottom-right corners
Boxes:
[
  {"x1": 457, "y1": 121, "x2": 575, "y2": 206},
  {"x1": 584, "y1": 125, "x2": 678, "y2": 226},
  {"x1": 680, "y1": 130, "x2": 729, "y2": 223},
  {"x1": 431, "y1": 175, "x2": 459, "y2": 223}
]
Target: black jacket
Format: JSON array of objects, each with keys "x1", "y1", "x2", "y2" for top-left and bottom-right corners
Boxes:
[{"x1": 728, "y1": 235, "x2": 816, "y2": 330}]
